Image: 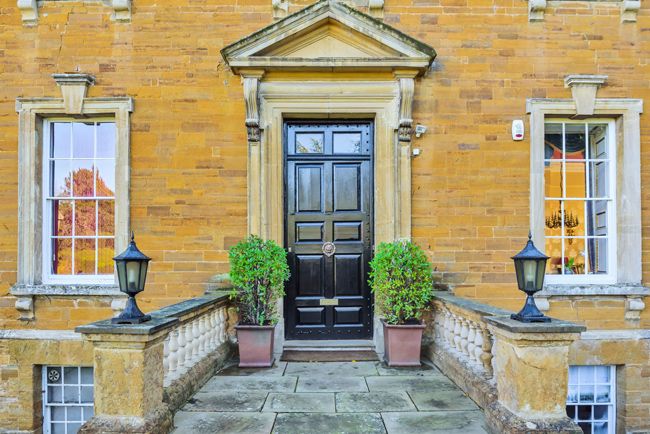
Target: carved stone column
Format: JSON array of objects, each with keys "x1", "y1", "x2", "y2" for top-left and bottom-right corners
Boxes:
[
  {"x1": 242, "y1": 70, "x2": 265, "y2": 236},
  {"x1": 395, "y1": 71, "x2": 416, "y2": 239}
]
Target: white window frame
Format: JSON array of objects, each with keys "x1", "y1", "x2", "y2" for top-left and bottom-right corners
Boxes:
[
  {"x1": 14, "y1": 97, "x2": 132, "y2": 295},
  {"x1": 42, "y1": 119, "x2": 117, "y2": 285},
  {"x1": 42, "y1": 365, "x2": 95, "y2": 434},
  {"x1": 543, "y1": 119, "x2": 617, "y2": 285},
  {"x1": 566, "y1": 365, "x2": 616, "y2": 434},
  {"x1": 527, "y1": 98, "x2": 643, "y2": 289}
]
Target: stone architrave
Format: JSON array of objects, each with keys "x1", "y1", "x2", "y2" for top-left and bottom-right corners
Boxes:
[
  {"x1": 564, "y1": 75, "x2": 608, "y2": 117},
  {"x1": 528, "y1": 0, "x2": 546, "y2": 21},
  {"x1": 112, "y1": 0, "x2": 132, "y2": 22},
  {"x1": 17, "y1": 0, "x2": 37, "y2": 25},
  {"x1": 621, "y1": 0, "x2": 641, "y2": 22}
]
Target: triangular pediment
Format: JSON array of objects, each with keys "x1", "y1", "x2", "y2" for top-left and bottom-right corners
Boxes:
[{"x1": 221, "y1": 0, "x2": 436, "y2": 74}]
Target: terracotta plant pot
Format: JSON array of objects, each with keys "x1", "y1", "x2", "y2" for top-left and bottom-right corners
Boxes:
[
  {"x1": 382, "y1": 320, "x2": 426, "y2": 367},
  {"x1": 236, "y1": 324, "x2": 275, "y2": 368}
]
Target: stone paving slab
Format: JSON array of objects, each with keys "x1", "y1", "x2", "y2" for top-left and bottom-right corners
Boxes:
[
  {"x1": 381, "y1": 411, "x2": 487, "y2": 434},
  {"x1": 219, "y1": 361, "x2": 288, "y2": 377},
  {"x1": 374, "y1": 362, "x2": 442, "y2": 376},
  {"x1": 263, "y1": 392, "x2": 335, "y2": 413},
  {"x1": 365, "y1": 375, "x2": 458, "y2": 392},
  {"x1": 296, "y1": 376, "x2": 369, "y2": 392},
  {"x1": 285, "y1": 361, "x2": 379, "y2": 376},
  {"x1": 273, "y1": 412, "x2": 386, "y2": 434},
  {"x1": 182, "y1": 391, "x2": 269, "y2": 412},
  {"x1": 174, "y1": 411, "x2": 276, "y2": 434},
  {"x1": 408, "y1": 389, "x2": 479, "y2": 411},
  {"x1": 336, "y1": 391, "x2": 417, "y2": 412},
  {"x1": 202, "y1": 375, "x2": 297, "y2": 392}
]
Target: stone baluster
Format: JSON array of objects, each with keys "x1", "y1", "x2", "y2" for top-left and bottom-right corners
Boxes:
[
  {"x1": 184, "y1": 322, "x2": 194, "y2": 369},
  {"x1": 453, "y1": 315, "x2": 462, "y2": 352},
  {"x1": 445, "y1": 310, "x2": 454, "y2": 349},
  {"x1": 167, "y1": 329, "x2": 179, "y2": 381},
  {"x1": 473, "y1": 326, "x2": 484, "y2": 368},
  {"x1": 219, "y1": 308, "x2": 228, "y2": 344},
  {"x1": 466, "y1": 322, "x2": 476, "y2": 363},
  {"x1": 460, "y1": 318, "x2": 469, "y2": 357},
  {"x1": 208, "y1": 310, "x2": 217, "y2": 351},
  {"x1": 176, "y1": 324, "x2": 187, "y2": 375},
  {"x1": 192, "y1": 319, "x2": 201, "y2": 362},
  {"x1": 198, "y1": 316, "x2": 207, "y2": 358},
  {"x1": 163, "y1": 335, "x2": 170, "y2": 376},
  {"x1": 479, "y1": 326, "x2": 494, "y2": 378}
]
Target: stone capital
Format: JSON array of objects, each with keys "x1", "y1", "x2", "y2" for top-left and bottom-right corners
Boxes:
[{"x1": 564, "y1": 74, "x2": 608, "y2": 116}]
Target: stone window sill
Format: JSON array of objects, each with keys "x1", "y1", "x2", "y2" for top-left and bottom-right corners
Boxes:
[
  {"x1": 11, "y1": 284, "x2": 123, "y2": 297},
  {"x1": 539, "y1": 284, "x2": 649, "y2": 298}
]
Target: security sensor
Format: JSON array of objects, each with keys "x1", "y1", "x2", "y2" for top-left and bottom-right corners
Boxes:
[{"x1": 415, "y1": 124, "x2": 427, "y2": 138}]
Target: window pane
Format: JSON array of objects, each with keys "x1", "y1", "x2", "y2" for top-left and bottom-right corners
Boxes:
[
  {"x1": 64, "y1": 367, "x2": 78, "y2": 384},
  {"x1": 53, "y1": 239, "x2": 72, "y2": 275},
  {"x1": 333, "y1": 133, "x2": 361, "y2": 154},
  {"x1": 97, "y1": 123, "x2": 116, "y2": 158},
  {"x1": 72, "y1": 123, "x2": 94, "y2": 158},
  {"x1": 544, "y1": 161, "x2": 562, "y2": 198},
  {"x1": 52, "y1": 200, "x2": 73, "y2": 237},
  {"x1": 595, "y1": 366, "x2": 611, "y2": 383},
  {"x1": 74, "y1": 201, "x2": 96, "y2": 236},
  {"x1": 67, "y1": 406, "x2": 81, "y2": 420},
  {"x1": 295, "y1": 133, "x2": 324, "y2": 154},
  {"x1": 596, "y1": 386, "x2": 611, "y2": 403},
  {"x1": 544, "y1": 123, "x2": 563, "y2": 160},
  {"x1": 71, "y1": 161, "x2": 95, "y2": 197},
  {"x1": 578, "y1": 422, "x2": 592, "y2": 434},
  {"x1": 545, "y1": 237, "x2": 563, "y2": 275},
  {"x1": 589, "y1": 162, "x2": 609, "y2": 198},
  {"x1": 83, "y1": 407, "x2": 94, "y2": 420},
  {"x1": 587, "y1": 201, "x2": 608, "y2": 237},
  {"x1": 68, "y1": 423, "x2": 82, "y2": 434},
  {"x1": 579, "y1": 366, "x2": 595, "y2": 383},
  {"x1": 588, "y1": 124, "x2": 608, "y2": 159},
  {"x1": 587, "y1": 238, "x2": 608, "y2": 274},
  {"x1": 564, "y1": 237, "x2": 585, "y2": 275},
  {"x1": 98, "y1": 200, "x2": 115, "y2": 236},
  {"x1": 51, "y1": 406, "x2": 66, "y2": 421},
  {"x1": 97, "y1": 239, "x2": 114, "y2": 274},
  {"x1": 593, "y1": 422, "x2": 608, "y2": 434},
  {"x1": 567, "y1": 386, "x2": 578, "y2": 403},
  {"x1": 52, "y1": 423, "x2": 65, "y2": 434},
  {"x1": 95, "y1": 160, "x2": 115, "y2": 196},
  {"x1": 63, "y1": 386, "x2": 80, "y2": 403},
  {"x1": 578, "y1": 403, "x2": 593, "y2": 418},
  {"x1": 80, "y1": 386, "x2": 93, "y2": 403},
  {"x1": 569, "y1": 366, "x2": 579, "y2": 384},
  {"x1": 80, "y1": 367, "x2": 93, "y2": 385},
  {"x1": 51, "y1": 160, "x2": 72, "y2": 197},
  {"x1": 48, "y1": 386, "x2": 63, "y2": 403},
  {"x1": 565, "y1": 124, "x2": 586, "y2": 159},
  {"x1": 563, "y1": 201, "x2": 584, "y2": 238},
  {"x1": 565, "y1": 161, "x2": 586, "y2": 198},
  {"x1": 74, "y1": 239, "x2": 96, "y2": 275},
  {"x1": 579, "y1": 385, "x2": 595, "y2": 403},
  {"x1": 52, "y1": 123, "x2": 71, "y2": 158}
]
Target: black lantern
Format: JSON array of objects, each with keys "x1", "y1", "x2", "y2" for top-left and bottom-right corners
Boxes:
[
  {"x1": 511, "y1": 232, "x2": 551, "y2": 323},
  {"x1": 112, "y1": 232, "x2": 151, "y2": 324}
]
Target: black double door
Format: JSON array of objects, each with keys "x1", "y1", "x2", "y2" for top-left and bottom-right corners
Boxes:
[{"x1": 284, "y1": 121, "x2": 373, "y2": 340}]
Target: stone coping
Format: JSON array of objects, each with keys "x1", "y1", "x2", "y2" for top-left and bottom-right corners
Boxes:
[
  {"x1": 75, "y1": 316, "x2": 179, "y2": 336},
  {"x1": 539, "y1": 284, "x2": 649, "y2": 297},
  {"x1": 485, "y1": 316, "x2": 586, "y2": 334},
  {"x1": 432, "y1": 291, "x2": 512, "y2": 317},
  {"x1": 74, "y1": 291, "x2": 231, "y2": 336},
  {"x1": 149, "y1": 291, "x2": 230, "y2": 319}
]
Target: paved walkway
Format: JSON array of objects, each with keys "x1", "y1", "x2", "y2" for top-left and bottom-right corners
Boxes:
[{"x1": 172, "y1": 360, "x2": 488, "y2": 434}]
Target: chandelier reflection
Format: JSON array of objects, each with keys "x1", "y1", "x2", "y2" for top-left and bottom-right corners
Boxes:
[{"x1": 545, "y1": 209, "x2": 580, "y2": 244}]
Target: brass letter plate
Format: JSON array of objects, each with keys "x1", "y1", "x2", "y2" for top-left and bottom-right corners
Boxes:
[{"x1": 319, "y1": 298, "x2": 339, "y2": 306}]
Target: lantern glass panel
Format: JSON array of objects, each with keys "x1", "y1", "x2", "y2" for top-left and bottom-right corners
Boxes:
[
  {"x1": 514, "y1": 259, "x2": 525, "y2": 290},
  {"x1": 535, "y1": 258, "x2": 547, "y2": 290},
  {"x1": 523, "y1": 259, "x2": 537, "y2": 290},
  {"x1": 126, "y1": 261, "x2": 141, "y2": 292},
  {"x1": 138, "y1": 261, "x2": 148, "y2": 292},
  {"x1": 116, "y1": 260, "x2": 127, "y2": 293}
]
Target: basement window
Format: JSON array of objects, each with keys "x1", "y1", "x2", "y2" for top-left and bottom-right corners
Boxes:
[
  {"x1": 42, "y1": 366, "x2": 94, "y2": 434},
  {"x1": 566, "y1": 365, "x2": 616, "y2": 434}
]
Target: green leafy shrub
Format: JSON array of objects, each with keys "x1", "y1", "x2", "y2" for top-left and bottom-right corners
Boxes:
[
  {"x1": 228, "y1": 235, "x2": 290, "y2": 326},
  {"x1": 368, "y1": 239, "x2": 433, "y2": 325}
]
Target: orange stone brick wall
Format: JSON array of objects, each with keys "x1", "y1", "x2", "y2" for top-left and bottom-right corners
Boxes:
[{"x1": 0, "y1": 0, "x2": 648, "y2": 332}]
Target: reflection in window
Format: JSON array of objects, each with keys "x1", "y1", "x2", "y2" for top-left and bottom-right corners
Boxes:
[
  {"x1": 566, "y1": 365, "x2": 615, "y2": 434},
  {"x1": 543, "y1": 122, "x2": 613, "y2": 278},
  {"x1": 47, "y1": 122, "x2": 116, "y2": 277},
  {"x1": 295, "y1": 133, "x2": 324, "y2": 154},
  {"x1": 333, "y1": 132, "x2": 362, "y2": 154}
]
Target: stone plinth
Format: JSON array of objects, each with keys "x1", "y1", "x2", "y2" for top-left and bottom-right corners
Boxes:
[
  {"x1": 76, "y1": 317, "x2": 178, "y2": 434},
  {"x1": 485, "y1": 317, "x2": 585, "y2": 431}
]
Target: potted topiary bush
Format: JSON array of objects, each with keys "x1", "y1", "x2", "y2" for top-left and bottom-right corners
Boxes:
[
  {"x1": 369, "y1": 239, "x2": 433, "y2": 366},
  {"x1": 229, "y1": 235, "x2": 290, "y2": 367}
]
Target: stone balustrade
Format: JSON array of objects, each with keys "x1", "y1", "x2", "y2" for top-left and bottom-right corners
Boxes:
[
  {"x1": 76, "y1": 291, "x2": 234, "y2": 434},
  {"x1": 425, "y1": 291, "x2": 586, "y2": 434}
]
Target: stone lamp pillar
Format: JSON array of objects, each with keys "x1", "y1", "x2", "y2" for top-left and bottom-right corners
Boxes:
[
  {"x1": 76, "y1": 317, "x2": 178, "y2": 434},
  {"x1": 485, "y1": 316, "x2": 586, "y2": 433}
]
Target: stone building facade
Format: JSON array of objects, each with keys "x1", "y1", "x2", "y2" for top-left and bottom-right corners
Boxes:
[{"x1": 0, "y1": 0, "x2": 649, "y2": 432}]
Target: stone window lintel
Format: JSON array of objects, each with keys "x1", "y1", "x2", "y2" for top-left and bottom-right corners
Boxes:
[{"x1": 17, "y1": 0, "x2": 132, "y2": 25}]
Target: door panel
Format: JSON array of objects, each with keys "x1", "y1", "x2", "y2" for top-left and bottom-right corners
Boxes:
[{"x1": 285, "y1": 121, "x2": 373, "y2": 340}]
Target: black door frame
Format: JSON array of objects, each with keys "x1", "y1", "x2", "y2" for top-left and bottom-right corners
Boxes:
[{"x1": 283, "y1": 119, "x2": 375, "y2": 340}]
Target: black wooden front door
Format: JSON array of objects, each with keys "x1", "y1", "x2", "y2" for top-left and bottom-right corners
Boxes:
[{"x1": 284, "y1": 121, "x2": 373, "y2": 340}]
